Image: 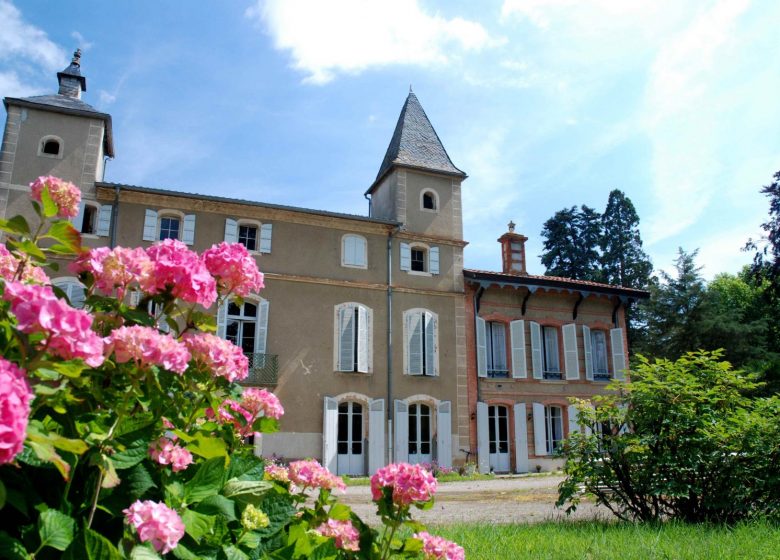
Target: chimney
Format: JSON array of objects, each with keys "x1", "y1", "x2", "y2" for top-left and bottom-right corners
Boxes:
[
  {"x1": 57, "y1": 49, "x2": 87, "y2": 99},
  {"x1": 498, "y1": 221, "x2": 528, "y2": 275}
]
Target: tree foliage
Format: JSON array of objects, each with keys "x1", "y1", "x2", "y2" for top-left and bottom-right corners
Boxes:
[
  {"x1": 599, "y1": 190, "x2": 653, "y2": 289},
  {"x1": 540, "y1": 205, "x2": 602, "y2": 281},
  {"x1": 557, "y1": 351, "x2": 780, "y2": 523}
]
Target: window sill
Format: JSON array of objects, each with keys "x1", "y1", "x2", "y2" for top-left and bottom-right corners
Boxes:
[
  {"x1": 80, "y1": 233, "x2": 99, "y2": 240},
  {"x1": 334, "y1": 370, "x2": 371, "y2": 376},
  {"x1": 592, "y1": 376, "x2": 612, "y2": 382},
  {"x1": 341, "y1": 263, "x2": 368, "y2": 270},
  {"x1": 406, "y1": 270, "x2": 432, "y2": 277},
  {"x1": 405, "y1": 372, "x2": 438, "y2": 378},
  {"x1": 38, "y1": 153, "x2": 63, "y2": 160},
  {"x1": 419, "y1": 207, "x2": 439, "y2": 214}
]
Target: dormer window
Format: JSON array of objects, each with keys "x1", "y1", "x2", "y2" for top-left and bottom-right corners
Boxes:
[
  {"x1": 421, "y1": 190, "x2": 438, "y2": 212},
  {"x1": 38, "y1": 135, "x2": 63, "y2": 159}
]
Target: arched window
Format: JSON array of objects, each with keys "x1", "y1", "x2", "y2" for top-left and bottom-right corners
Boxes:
[
  {"x1": 334, "y1": 302, "x2": 372, "y2": 373},
  {"x1": 341, "y1": 234, "x2": 367, "y2": 268},
  {"x1": 420, "y1": 189, "x2": 438, "y2": 212},
  {"x1": 38, "y1": 135, "x2": 63, "y2": 158},
  {"x1": 217, "y1": 298, "x2": 270, "y2": 363}
]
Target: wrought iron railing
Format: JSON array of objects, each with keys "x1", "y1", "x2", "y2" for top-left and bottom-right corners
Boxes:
[{"x1": 241, "y1": 353, "x2": 278, "y2": 386}]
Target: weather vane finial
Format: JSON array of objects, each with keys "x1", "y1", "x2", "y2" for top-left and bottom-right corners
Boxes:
[
  {"x1": 409, "y1": 84, "x2": 413, "y2": 93},
  {"x1": 72, "y1": 48, "x2": 82, "y2": 65},
  {"x1": 508, "y1": 220, "x2": 516, "y2": 233}
]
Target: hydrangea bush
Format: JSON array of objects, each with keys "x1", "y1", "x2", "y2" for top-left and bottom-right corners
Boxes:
[{"x1": 0, "y1": 177, "x2": 464, "y2": 559}]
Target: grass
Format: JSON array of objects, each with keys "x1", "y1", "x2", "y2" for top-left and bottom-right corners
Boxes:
[{"x1": 429, "y1": 521, "x2": 780, "y2": 560}]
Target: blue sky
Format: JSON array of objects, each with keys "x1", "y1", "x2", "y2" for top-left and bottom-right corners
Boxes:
[{"x1": 2, "y1": 0, "x2": 779, "y2": 280}]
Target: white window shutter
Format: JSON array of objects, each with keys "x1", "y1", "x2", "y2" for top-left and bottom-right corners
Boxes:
[
  {"x1": 368, "y1": 399, "x2": 385, "y2": 473},
  {"x1": 532, "y1": 403, "x2": 548, "y2": 456},
  {"x1": 394, "y1": 400, "x2": 409, "y2": 463},
  {"x1": 96, "y1": 204, "x2": 112, "y2": 237},
  {"x1": 568, "y1": 405, "x2": 580, "y2": 437},
  {"x1": 255, "y1": 299, "x2": 269, "y2": 354},
  {"x1": 582, "y1": 326, "x2": 593, "y2": 381},
  {"x1": 71, "y1": 202, "x2": 85, "y2": 231},
  {"x1": 476, "y1": 316, "x2": 487, "y2": 378},
  {"x1": 400, "y1": 243, "x2": 411, "y2": 271},
  {"x1": 216, "y1": 302, "x2": 227, "y2": 339},
  {"x1": 436, "y1": 401, "x2": 452, "y2": 469},
  {"x1": 342, "y1": 236, "x2": 354, "y2": 265},
  {"x1": 54, "y1": 279, "x2": 86, "y2": 310},
  {"x1": 259, "y1": 223, "x2": 272, "y2": 253},
  {"x1": 476, "y1": 402, "x2": 490, "y2": 474},
  {"x1": 529, "y1": 321, "x2": 543, "y2": 379},
  {"x1": 406, "y1": 311, "x2": 423, "y2": 375},
  {"x1": 143, "y1": 209, "x2": 158, "y2": 241},
  {"x1": 357, "y1": 305, "x2": 370, "y2": 373},
  {"x1": 611, "y1": 327, "x2": 627, "y2": 380},
  {"x1": 182, "y1": 214, "x2": 196, "y2": 245},
  {"x1": 424, "y1": 312, "x2": 437, "y2": 375},
  {"x1": 429, "y1": 246, "x2": 440, "y2": 275},
  {"x1": 224, "y1": 218, "x2": 238, "y2": 243},
  {"x1": 510, "y1": 320, "x2": 527, "y2": 378},
  {"x1": 129, "y1": 290, "x2": 141, "y2": 308},
  {"x1": 356, "y1": 236, "x2": 367, "y2": 266},
  {"x1": 513, "y1": 403, "x2": 529, "y2": 473},
  {"x1": 563, "y1": 323, "x2": 580, "y2": 380},
  {"x1": 322, "y1": 397, "x2": 338, "y2": 473},
  {"x1": 337, "y1": 305, "x2": 355, "y2": 372}
]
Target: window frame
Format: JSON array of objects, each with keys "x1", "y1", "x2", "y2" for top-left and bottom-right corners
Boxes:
[
  {"x1": 544, "y1": 405, "x2": 564, "y2": 454},
  {"x1": 590, "y1": 329, "x2": 610, "y2": 380},
  {"x1": 410, "y1": 246, "x2": 427, "y2": 272},
  {"x1": 334, "y1": 302, "x2": 373, "y2": 374},
  {"x1": 341, "y1": 234, "x2": 368, "y2": 269},
  {"x1": 542, "y1": 325, "x2": 562, "y2": 379},
  {"x1": 420, "y1": 189, "x2": 439, "y2": 213},
  {"x1": 38, "y1": 135, "x2": 63, "y2": 159},
  {"x1": 486, "y1": 321, "x2": 509, "y2": 378},
  {"x1": 403, "y1": 308, "x2": 439, "y2": 376},
  {"x1": 238, "y1": 223, "x2": 259, "y2": 252},
  {"x1": 158, "y1": 213, "x2": 182, "y2": 241}
]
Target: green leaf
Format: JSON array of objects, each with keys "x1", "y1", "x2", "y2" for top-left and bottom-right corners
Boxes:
[
  {"x1": 187, "y1": 433, "x2": 228, "y2": 460},
  {"x1": 226, "y1": 453, "x2": 265, "y2": 481},
  {"x1": 43, "y1": 220, "x2": 81, "y2": 252},
  {"x1": 327, "y1": 503, "x2": 351, "y2": 520},
  {"x1": 0, "y1": 480, "x2": 5, "y2": 510},
  {"x1": 52, "y1": 360, "x2": 89, "y2": 378},
  {"x1": 100, "y1": 456, "x2": 121, "y2": 488},
  {"x1": 194, "y1": 495, "x2": 237, "y2": 522},
  {"x1": 7, "y1": 238, "x2": 46, "y2": 262},
  {"x1": 170, "y1": 542, "x2": 202, "y2": 560},
  {"x1": 221, "y1": 479, "x2": 272, "y2": 505},
  {"x1": 402, "y1": 537, "x2": 423, "y2": 553},
  {"x1": 252, "y1": 416, "x2": 279, "y2": 434},
  {"x1": 84, "y1": 527, "x2": 121, "y2": 560},
  {"x1": 129, "y1": 544, "x2": 162, "y2": 559},
  {"x1": 40, "y1": 185, "x2": 59, "y2": 217},
  {"x1": 111, "y1": 435, "x2": 150, "y2": 470},
  {"x1": 26, "y1": 440, "x2": 71, "y2": 479},
  {"x1": 222, "y1": 545, "x2": 250, "y2": 560},
  {"x1": 184, "y1": 457, "x2": 226, "y2": 504},
  {"x1": 0, "y1": 215, "x2": 31, "y2": 236},
  {"x1": 181, "y1": 509, "x2": 216, "y2": 542},
  {"x1": 126, "y1": 463, "x2": 157, "y2": 499},
  {"x1": 38, "y1": 509, "x2": 75, "y2": 551},
  {"x1": 0, "y1": 531, "x2": 28, "y2": 560}
]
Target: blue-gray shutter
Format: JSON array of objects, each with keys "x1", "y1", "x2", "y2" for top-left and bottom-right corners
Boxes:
[
  {"x1": 96, "y1": 204, "x2": 112, "y2": 237},
  {"x1": 143, "y1": 209, "x2": 158, "y2": 241},
  {"x1": 224, "y1": 218, "x2": 238, "y2": 243},
  {"x1": 337, "y1": 305, "x2": 355, "y2": 372},
  {"x1": 429, "y1": 246, "x2": 440, "y2": 275},
  {"x1": 182, "y1": 214, "x2": 196, "y2": 245},
  {"x1": 582, "y1": 325, "x2": 593, "y2": 381},
  {"x1": 424, "y1": 311, "x2": 437, "y2": 375},
  {"x1": 259, "y1": 223, "x2": 273, "y2": 253},
  {"x1": 400, "y1": 243, "x2": 411, "y2": 271},
  {"x1": 476, "y1": 316, "x2": 487, "y2": 378},
  {"x1": 406, "y1": 311, "x2": 423, "y2": 375}
]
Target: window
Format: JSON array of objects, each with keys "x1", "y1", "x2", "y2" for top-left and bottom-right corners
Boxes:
[
  {"x1": 341, "y1": 234, "x2": 367, "y2": 268},
  {"x1": 400, "y1": 243, "x2": 440, "y2": 275},
  {"x1": 408, "y1": 403, "x2": 432, "y2": 460},
  {"x1": 591, "y1": 330, "x2": 609, "y2": 379},
  {"x1": 545, "y1": 405, "x2": 564, "y2": 454},
  {"x1": 335, "y1": 303, "x2": 372, "y2": 373},
  {"x1": 38, "y1": 135, "x2": 63, "y2": 158},
  {"x1": 159, "y1": 216, "x2": 180, "y2": 240},
  {"x1": 486, "y1": 322, "x2": 508, "y2": 377},
  {"x1": 52, "y1": 278, "x2": 86, "y2": 309},
  {"x1": 421, "y1": 190, "x2": 437, "y2": 211},
  {"x1": 238, "y1": 225, "x2": 258, "y2": 251},
  {"x1": 72, "y1": 201, "x2": 111, "y2": 236},
  {"x1": 542, "y1": 326, "x2": 561, "y2": 379},
  {"x1": 143, "y1": 210, "x2": 196, "y2": 245},
  {"x1": 219, "y1": 298, "x2": 270, "y2": 358},
  {"x1": 404, "y1": 309, "x2": 438, "y2": 376},
  {"x1": 81, "y1": 204, "x2": 97, "y2": 234}
]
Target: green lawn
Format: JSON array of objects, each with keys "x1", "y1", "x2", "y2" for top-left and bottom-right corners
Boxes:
[{"x1": 431, "y1": 521, "x2": 780, "y2": 560}]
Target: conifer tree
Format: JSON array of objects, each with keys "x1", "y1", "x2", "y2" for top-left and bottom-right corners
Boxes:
[
  {"x1": 599, "y1": 189, "x2": 652, "y2": 289},
  {"x1": 540, "y1": 205, "x2": 602, "y2": 280}
]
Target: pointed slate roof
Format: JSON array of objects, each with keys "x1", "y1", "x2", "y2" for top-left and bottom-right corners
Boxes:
[{"x1": 367, "y1": 92, "x2": 465, "y2": 193}]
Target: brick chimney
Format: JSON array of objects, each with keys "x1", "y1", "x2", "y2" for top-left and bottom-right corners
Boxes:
[
  {"x1": 57, "y1": 49, "x2": 87, "y2": 99},
  {"x1": 498, "y1": 221, "x2": 528, "y2": 275}
]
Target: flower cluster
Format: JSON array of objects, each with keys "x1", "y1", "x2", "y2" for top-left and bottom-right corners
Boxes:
[
  {"x1": 70, "y1": 246, "x2": 152, "y2": 298},
  {"x1": 123, "y1": 500, "x2": 185, "y2": 554},
  {"x1": 3, "y1": 281, "x2": 104, "y2": 367},
  {"x1": 264, "y1": 463, "x2": 290, "y2": 483},
  {"x1": 241, "y1": 387, "x2": 284, "y2": 420},
  {"x1": 413, "y1": 531, "x2": 465, "y2": 560},
  {"x1": 211, "y1": 398, "x2": 255, "y2": 437},
  {"x1": 288, "y1": 459, "x2": 346, "y2": 493},
  {"x1": 148, "y1": 437, "x2": 193, "y2": 472},
  {"x1": 241, "y1": 504, "x2": 270, "y2": 531},
  {"x1": 370, "y1": 463, "x2": 438, "y2": 506},
  {"x1": 0, "y1": 358, "x2": 32, "y2": 464},
  {"x1": 0, "y1": 245, "x2": 49, "y2": 284},
  {"x1": 145, "y1": 239, "x2": 217, "y2": 307},
  {"x1": 203, "y1": 242, "x2": 265, "y2": 298},
  {"x1": 316, "y1": 519, "x2": 360, "y2": 551},
  {"x1": 29, "y1": 176, "x2": 81, "y2": 218},
  {"x1": 183, "y1": 333, "x2": 249, "y2": 382},
  {"x1": 107, "y1": 325, "x2": 190, "y2": 374}
]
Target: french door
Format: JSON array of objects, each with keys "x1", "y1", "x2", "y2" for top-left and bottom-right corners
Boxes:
[
  {"x1": 408, "y1": 403, "x2": 432, "y2": 465},
  {"x1": 489, "y1": 405, "x2": 510, "y2": 472},
  {"x1": 337, "y1": 402, "x2": 364, "y2": 475}
]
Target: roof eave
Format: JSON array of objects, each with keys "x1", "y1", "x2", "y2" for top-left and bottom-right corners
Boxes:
[
  {"x1": 365, "y1": 162, "x2": 468, "y2": 196},
  {"x1": 464, "y1": 270, "x2": 650, "y2": 299}
]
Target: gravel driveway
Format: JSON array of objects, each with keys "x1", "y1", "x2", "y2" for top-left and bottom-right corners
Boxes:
[{"x1": 340, "y1": 475, "x2": 608, "y2": 526}]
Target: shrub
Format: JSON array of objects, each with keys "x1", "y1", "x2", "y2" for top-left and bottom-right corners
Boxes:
[
  {"x1": 557, "y1": 350, "x2": 780, "y2": 523},
  {"x1": 0, "y1": 177, "x2": 463, "y2": 559}
]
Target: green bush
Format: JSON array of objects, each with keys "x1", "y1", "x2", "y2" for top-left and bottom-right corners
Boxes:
[{"x1": 557, "y1": 350, "x2": 780, "y2": 523}]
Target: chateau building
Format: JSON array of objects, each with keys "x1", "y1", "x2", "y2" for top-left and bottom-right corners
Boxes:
[{"x1": 0, "y1": 52, "x2": 647, "y2": 474}]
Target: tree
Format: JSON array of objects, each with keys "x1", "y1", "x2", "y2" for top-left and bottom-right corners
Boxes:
[
  {"x1": 558, "y1": 351, "x2": 780, "y2": 523},
  {"x1": 633, "y1": 248, "x2": 705, "y2": 359},
  {"x1": 599, "y1": 190, "x2": 652, "y2": 289},
  {"x1": 747, "y1": 169, "x2": 780, "y2": 287},
  {"x1": 540, "y1": 205, "x2": 602, "y2": 280}
]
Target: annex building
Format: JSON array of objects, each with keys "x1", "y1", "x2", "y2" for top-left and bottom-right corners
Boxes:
[{"x1": 0, "y1": 52, "x2": 648, "y2": 475}]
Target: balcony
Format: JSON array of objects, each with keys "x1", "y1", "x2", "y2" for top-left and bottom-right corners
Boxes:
[{"x1": 241, "y1": 353, "x2": 278, "y2": 386}]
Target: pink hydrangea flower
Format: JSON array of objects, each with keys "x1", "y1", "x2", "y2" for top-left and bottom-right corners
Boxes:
[
  {"x1": 264, "y1": 463, "x2": 289, "y2": 482},
  {"x1": 0, "y1": 246, "x2": 49, "y2": 284},
  {"x1": 241, "y1": 387, "x2": 284, "y2": 420},
  {"x1": 70, "y1": 246, "x2": 153, "y2": 298},
  {"x1": 123, "y1": 500, "x2": 185, "y2": 554},
  {"x1": 183, "y1": 332, "x2": 249, "y2": 382},
  {"x1": 149, "y1": 437, "x2": 193, "y2": 472},
  {"x1": 413, "y1": 532, "x2": 465, "y2": 560},
  {"x1": 288, "y1": 459, "x2": 346, "y2": 493},
  {"x1": 29, "y1": 176, "x2": 81, "y2": 218},
  {"x1": 316, "y1": 519, "x2": 360, "y2": 551},
  {"x1": 3, "y1": 281, "x2": 104, "y2": 367},
  {"x1": 0, "y1": 358, "x2": 32, "y2": 464},
  {"x1": 143, "y1": 239, "x2": 217, "y2": 307},
  {"x1": 202, "y1": 242, "x2": 265, "y2": 298},
  {"x1": 370, "y1": 463, "x2": 437, "y2": 506},
  {"x1": 107, "y1": 325, "x2": 190, "y2": 374}
]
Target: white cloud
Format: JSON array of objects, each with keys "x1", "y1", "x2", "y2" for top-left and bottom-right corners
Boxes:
[
  {"x1": 0, "y1": 0, "x2": 66, "y2": 71},
  {"x1": 70, "y1": 31, "x2": 94, "y2": 52},
  {"x1": 0, "y1": 70, "x2": 43, "y2": 97},
  {"x1": 247, "y1": 0, "x2": 497, "y2": 84}
]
